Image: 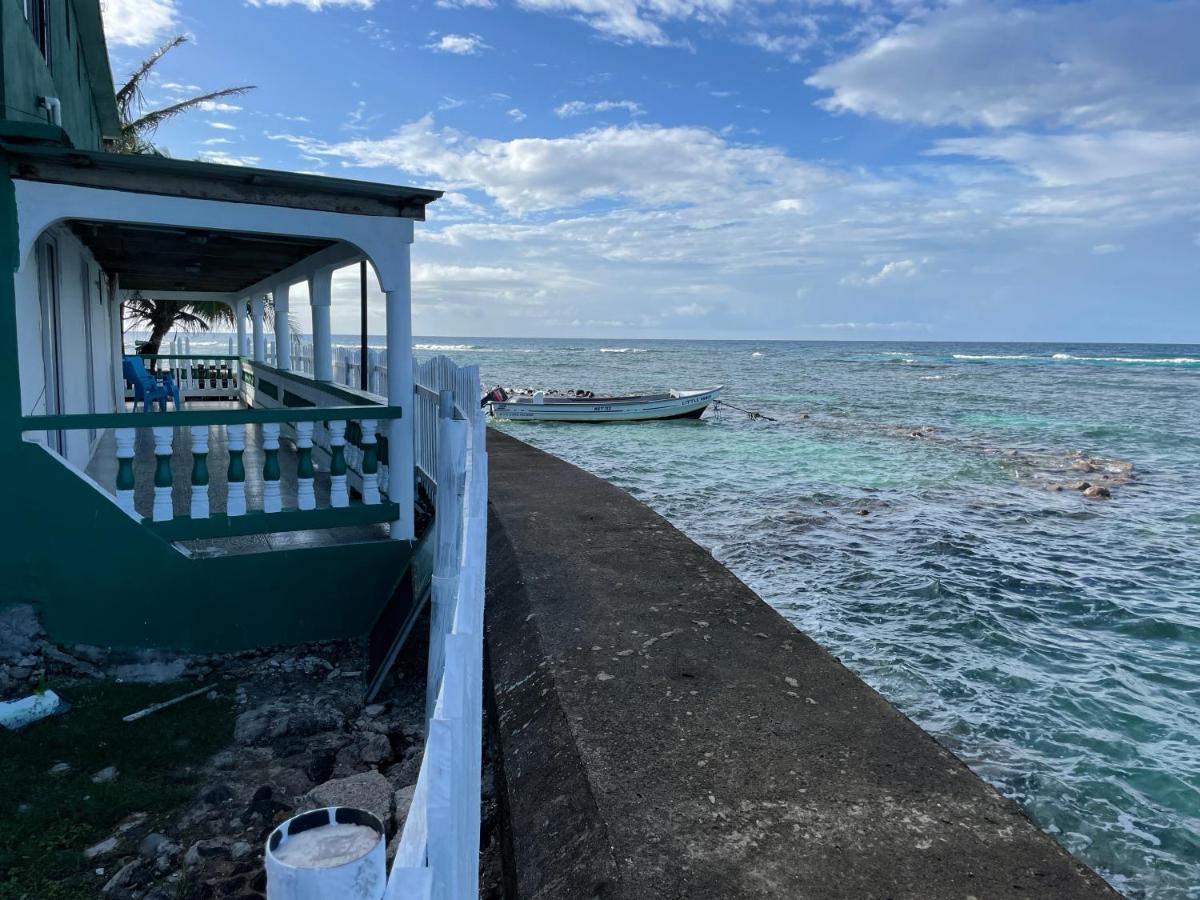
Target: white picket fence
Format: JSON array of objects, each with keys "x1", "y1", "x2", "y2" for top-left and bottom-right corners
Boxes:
[{"x1": 383, "y1": 357, "x2": 486, "y2": 899}]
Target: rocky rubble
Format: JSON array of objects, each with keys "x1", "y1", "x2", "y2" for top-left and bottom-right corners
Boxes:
[{"x1": 3, "y1": 606, "x2": 449, "y2": 900}]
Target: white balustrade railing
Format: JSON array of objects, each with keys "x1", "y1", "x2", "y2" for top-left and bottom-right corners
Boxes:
[
  {"x1": 387, "y1": 374, "x2": 487, "y2": 900},
  {"x1": 26, "y1": 406, "x2": 401, "y2": 538},
  {"x1": 126, "y1": 355, "x2": 241, "y2": 401}
]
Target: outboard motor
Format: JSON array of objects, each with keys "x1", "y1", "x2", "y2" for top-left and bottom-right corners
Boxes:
[{"x1": 481, "y1": 385, "x2": 508, "y2": 407}]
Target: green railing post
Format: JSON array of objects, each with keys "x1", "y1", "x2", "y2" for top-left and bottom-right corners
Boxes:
[
  {"x1": 295, "y1": 421, "x2": 316, "y2": 510},
  {"x1": 262, "y1": 423, "x2": 282, "y2": 513},
  {"x1": 361, "y1": 419, "x2": 380, "y2": 504},
  {"x1": 227, "y1": 424, "x2": 246, "y2": 517},
  {"x1": 190, "y1": 425, "x2": 210, "y2": 519},
  {"x1": 115, "y1": 428, "x2": 136, "y2": 516},
  {"x1": 151, "y1": 426, "x2": 174, "y2": 522},
  {"x1": 328, "y1": 419, "x2": 349, "y2": 508}
]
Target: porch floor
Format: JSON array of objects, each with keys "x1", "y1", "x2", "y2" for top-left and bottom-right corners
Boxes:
[{"x1": 85, "y1": 402, "x2": 390, "y2": 556}]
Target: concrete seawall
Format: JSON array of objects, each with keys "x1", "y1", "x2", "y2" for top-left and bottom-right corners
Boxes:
[{"x1": 483, "y1": 429, "x2": 1120, "y2": 899}]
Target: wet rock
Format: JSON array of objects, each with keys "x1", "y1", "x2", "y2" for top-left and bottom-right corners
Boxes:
[
  {"x1": 40, "y1": 643, "x2": 104, "y2": 678},
  {"x1": 234, "y1": 704, "x2": 289, "y2": 745},
  {"x1": 359, "y1": 733, "x2": 393, "y2": 766},
  {"x1": 92, "y1": 766, "x2": 120, "y2": 784},
  {"x1": 139, "y1": 832, "x2": 172, "y2": 858},
  {"x1": 84, "y1": 836, "x2": 120, "y2": 859},
  {"x1": 270, "y1": 767, "x2": 313, "y2": 799},
  {"x1": 0, "y1": 605, "x2": 41, "y2": 661},
  {"x1": 184, "y1": 838, "x2": 231, "y2": 866},
  {"x1": 231, "y1": 840, "x2": 254, "y2": 861},
  {"x1": 305, "y1": 771, "x2": 393, "y2": 831},
  {"x1": 201, "y1": 783, "x2": 237, "y2": 806},
  {"x1": 1083, "y1": 485, "x2": 1112, "y2": 500},
  {"x1": 363, "y1": 703, "x2": 387, "y2": 718},
  {"x1": 101, "y1": 859, "x2": 141, "y2": 896},
  {"x1": 48, "y1": 761, "x2": 71, "y2": 777},
  {"x1": 244, "y1": 785, "x2": 287, "y2": 823}
]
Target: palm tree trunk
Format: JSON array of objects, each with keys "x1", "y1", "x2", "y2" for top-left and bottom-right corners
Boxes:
[{"x1": 138, "y1": 302, "x2": 176, "y2": 355}]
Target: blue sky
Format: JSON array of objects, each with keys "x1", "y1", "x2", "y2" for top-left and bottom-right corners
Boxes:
[{"x1": 100, "y1": 0, "x2": 1200, "y2": 341}]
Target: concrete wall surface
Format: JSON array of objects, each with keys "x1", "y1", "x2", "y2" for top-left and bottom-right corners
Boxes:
[{"x1": 483, "y1": 429, "x2": 1120, "y2": 900}]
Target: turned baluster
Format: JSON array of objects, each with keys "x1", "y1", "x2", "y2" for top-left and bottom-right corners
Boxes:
[
  {"x1": 190, "y1": 425, "x2": 210, "y2": 519},
  {"x1": 227, "y1": 424, "x2": 247, "y2": 516},
  {"x1": 378, "y1": 432, "x2": 390, "y2": 496},
  {"x1": 262, "y1": 423, "x2": 282, "y2": 513},
  {"x1": 115, "y1": 428, "x2": 136, "y2": 515},
  {"x1": 328, "y1": 420, "x2": 349, "y2": 508},
  {"x1": 295, "y1": 421, "x2": 316, "y2": 511},
  {"x1": 151, "y1": 426, "x2": 174, "y2": 522},
  {"x1": 360, "y1": 419, "x2": 380, "y2": 504}
]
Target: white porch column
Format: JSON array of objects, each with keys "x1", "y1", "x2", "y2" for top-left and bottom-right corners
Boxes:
[
  {"x1": 309, "y1": 268, "x2": 334, "y2": 382},
  {"x1": 386, "y1": 243, "x2": 414, "y2": 540},
  {"x1": 235, "y1": 300, "x2": 248, "y2": 357},
  {"x1": 273, "y1": 282, "x2": 291, "y2": 371},
  {"x1": 250, "y1": 295, "x2": 266, "y2": 362}
]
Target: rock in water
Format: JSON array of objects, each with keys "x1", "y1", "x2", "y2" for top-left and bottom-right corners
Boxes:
[
  {"x1": 274, "y1": 823, "x2": 379, "y2": 869},
  {"x1": 1083, "y1": 485, "x2": 1112, "y2": 500}
]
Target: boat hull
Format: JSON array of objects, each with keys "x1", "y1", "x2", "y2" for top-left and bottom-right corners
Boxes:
[{"x1": 490, "y1": 388, "x2": 721, "y2": 423}]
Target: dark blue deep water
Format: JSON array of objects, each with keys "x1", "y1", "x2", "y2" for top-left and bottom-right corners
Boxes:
[{"x1": 436, "y1": 338, "x2": 1199, "y2": 899}]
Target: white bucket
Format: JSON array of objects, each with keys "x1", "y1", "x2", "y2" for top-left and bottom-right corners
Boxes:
[{"x1": 265, "y1": 807, "x2": 386, "y2": 900}]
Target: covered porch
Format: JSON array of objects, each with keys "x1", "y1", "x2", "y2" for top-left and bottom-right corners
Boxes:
[{"x1": 5, "y1": 142, "x2": 455, "y2": 654}]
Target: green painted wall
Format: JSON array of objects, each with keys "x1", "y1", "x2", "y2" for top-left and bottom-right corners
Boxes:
[{"x1": 1, "y1": 0, "x2": 117, "y2": 150}]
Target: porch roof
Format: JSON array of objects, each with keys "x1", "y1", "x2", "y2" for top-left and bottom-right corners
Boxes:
[
  {"x1": 3, "y1": 142, "x2": 441, "y2": 219},
  {"x1": 7, "y1": 141, "x2": 441, "y2": 294}
]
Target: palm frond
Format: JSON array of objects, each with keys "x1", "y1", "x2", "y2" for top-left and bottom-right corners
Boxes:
[
  {"x1": 124, "y1": 86, "x2": 255, "y2": 143},
  {"x1": 115, "y1": 35, "x2": 187, "y2": 125},
  {"x1": 113, "y1": 34, "x2": 256, "y2": 156}
]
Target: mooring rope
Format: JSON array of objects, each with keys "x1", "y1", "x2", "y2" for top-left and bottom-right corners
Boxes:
[{"x1": 713, "y1": 399, "x2": 778, "y2": 422}]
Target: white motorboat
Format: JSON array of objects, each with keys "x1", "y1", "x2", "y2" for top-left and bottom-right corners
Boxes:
[{"x1": 485, "y1": 386, "x2": 722, "y2": 423}]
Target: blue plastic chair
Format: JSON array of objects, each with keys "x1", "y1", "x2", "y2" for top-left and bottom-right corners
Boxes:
[{"x1": 123, "y1": 357, "x2": 181, "y2": 412}]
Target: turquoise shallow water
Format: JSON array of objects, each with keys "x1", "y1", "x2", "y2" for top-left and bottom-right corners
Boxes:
[{"x1": 428, "y1": 338, "x2": 1200, "y2": 900}]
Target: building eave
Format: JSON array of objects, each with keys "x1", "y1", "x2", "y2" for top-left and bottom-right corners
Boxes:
[{"x1": 4, "y1": 143, "x2": 443, "y2": 219}]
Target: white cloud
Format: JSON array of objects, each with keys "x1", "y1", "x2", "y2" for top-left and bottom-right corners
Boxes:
[
  {"x1": 245, "y1": 0, "x2": 375, "y2": 9},
  {"x1": 1091, "y1": 243, "x2": 1124, "y2": 256},
  {"x1": 555, "y1": 99, "x2": 644, "y2": 118},
  {"x1": 929, "y1": 130, "x2": 1200, "y2": 187},
  {"x1": 808, "y1": 1, "x2": 1200, "y2": 131},
  {"x1": 514, "y1": 0, "x2": 744, "y2": 46},
  {"x1": 811, "y1": 321, "x2": 931, "y2": 331},
  {"x1": 200, "y1": 137, "x2": 233, "y2": 145},
  {"x1": 744, "y1": 21, "x2": 816, "y2": 63},
  {"x1": 208, "y1": 122, "x2": 238, "y2": 131},
  {"x1": 439, "y1": 97, "x2": 467, "y2": 111},
  {"x1": 101, "y1": 0, "x2": 178, "y2": 47},
  {"x1": 842, "y1": 258, "x2": 918, "y2": 287},
  {"x1": 426, "y1": 33, "x2": 489, "y2": 55},
  {"x1": 198, "y1": 101, "x2": 243, "y2": 113},
  {"x1": 197, "y1": 151, "x2": 261, "y2": 167},
  {"x1": 507, "y1": 109, "x2": 527, "y2": 122},
  {"x1": 437, "y1": 0, "x2": 495, "y2": 7},
  {"x1": 278, "y1": 115, "x2": 826, "y2": 215},
  {"x1": 672, "y1": 303, "x2": 708, "y2": 316}
]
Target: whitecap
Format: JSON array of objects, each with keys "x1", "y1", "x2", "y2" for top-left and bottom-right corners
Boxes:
[{"x1": 415, "y1": 343, "x2": 482, "y2": 351}]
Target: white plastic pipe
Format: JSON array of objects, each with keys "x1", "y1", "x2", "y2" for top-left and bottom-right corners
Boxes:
[{"x1": 265, "y1": 807, "x2": 386, "y2": 900}]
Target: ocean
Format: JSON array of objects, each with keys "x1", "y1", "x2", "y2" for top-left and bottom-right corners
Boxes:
[{"x1": 175, "y1": 334, "x2": 1200, "y2": 898}]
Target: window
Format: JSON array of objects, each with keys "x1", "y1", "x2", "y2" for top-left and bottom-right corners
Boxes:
[{"x1": 24, "y1": 0, "x2": 51, "y2": 64}]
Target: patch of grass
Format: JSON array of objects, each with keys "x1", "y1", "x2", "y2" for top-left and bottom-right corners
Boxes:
[{"x1": 0, "y1": 680, "x2": 234, "y2": 900}]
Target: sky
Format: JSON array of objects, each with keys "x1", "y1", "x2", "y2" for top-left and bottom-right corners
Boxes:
[{"x1": 99, "y1": 0, "x2": 1200, "y2": 342}]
